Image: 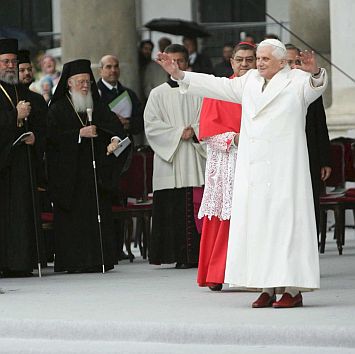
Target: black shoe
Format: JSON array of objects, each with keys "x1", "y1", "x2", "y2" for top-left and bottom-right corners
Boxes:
[
  {"x1": 1, "y1": 270, "x2": 33, "y2": 278},
  {"x1": 83, "y1": 266, "x2": 102, "y2": 273},
  {"x1": 175, "y1": 263, "x2": 198, "y2": 269},
  {"x1": 209, "y1": 284, "x2": 223, "y2": 291},
  {"x1": 118, "y1": 251, "x2": 131, "y2": 261},
  {"x1": 67, "y1": 265, "x2": 113, "y2": 274}
]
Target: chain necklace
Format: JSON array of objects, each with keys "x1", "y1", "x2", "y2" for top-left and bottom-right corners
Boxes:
[
  {"x1": 66, "y1": 94, "x2": 88, "y2": 127},
  {"x1": 0, "y1": 83, "x2": 22, "y2": 127}
]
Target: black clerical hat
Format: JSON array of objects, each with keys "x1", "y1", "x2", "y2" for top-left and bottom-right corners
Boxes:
[
  {"x1": 18, "y1": 50, "x2": 31, "y2": 64},
  {"x1": 0, "y1": 38, "x2": 18, "y2": 55},
  {"x1": 64, "y1": 59, "x2": 92, "y2": 78},
  {"x1": 50, "y1": 58, "x2": 100, "y2": 106}
]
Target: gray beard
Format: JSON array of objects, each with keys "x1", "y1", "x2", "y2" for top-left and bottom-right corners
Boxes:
[
  {"x1": 71, "y1": 90, "x2": 93, "y2": 113},
  {"x1": 0, "y1": 70, "x2": 19, "y2": 84}
]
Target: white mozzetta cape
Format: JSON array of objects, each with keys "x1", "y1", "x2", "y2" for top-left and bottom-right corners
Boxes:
[
  {"x1": 179, "y1": 67, "x2": 327, "y2": 290},
  {"x1": 144, "y1": 82, "x2": 206, "y2": 192}
]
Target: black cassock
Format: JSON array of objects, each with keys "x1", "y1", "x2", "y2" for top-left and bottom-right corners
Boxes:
[
  {"x1": 0, "y1": 82, "x2": 46, "y2": 273},
  {"x1": 306, "y1": 96, "x2": 330, "y2": 235},
  {"x1": 47, "y1": 97, "x2": 125, "y2": 272}
]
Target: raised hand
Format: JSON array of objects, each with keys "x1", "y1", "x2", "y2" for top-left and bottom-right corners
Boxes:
[
  {"x1": 156, "y1": 52, "x2": 185, "y2": 80},
  {"x1": 294, "y1": 50, "x2": 320, "y2": 74}
]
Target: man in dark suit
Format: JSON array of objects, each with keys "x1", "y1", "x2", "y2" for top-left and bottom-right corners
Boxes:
[
  {"x1": 286, "y1": 44, "x2": 332, "y2": 234},
  {"x1": 182, "y1": 37, "x2": 214, "y2": 74},
  {"x1": 97, "y1": 55, "x2": 144, "y2": 142},
  {"x1": 213, "y1": 43, "x2": 234, "y2": 77},
  {"x1": 97, "y1": 55, "x2": 144, "y2": 260}
]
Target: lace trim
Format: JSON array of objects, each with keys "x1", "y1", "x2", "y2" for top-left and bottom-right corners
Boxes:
[{"x1": 199, "y1": 132, "x2": 238, "y2": 220}]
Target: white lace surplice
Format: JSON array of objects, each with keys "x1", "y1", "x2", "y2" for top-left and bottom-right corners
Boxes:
[{"x1": 198, "y1": 132, "x2": 238, "y2": 220}]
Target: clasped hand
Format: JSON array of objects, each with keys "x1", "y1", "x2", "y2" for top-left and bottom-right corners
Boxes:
[
  {"x1": 16, "y1": 100, "x2": 31, "y2": 121},
  {"x1": 23, "y1": 132, "x2": 35, "y2": 145},
  {"x1": 181, "y1": 126, "x2": 194, "y2": 140},
  {"x1": 80, "y1": 125, "x2": 97, "y2": 138}
]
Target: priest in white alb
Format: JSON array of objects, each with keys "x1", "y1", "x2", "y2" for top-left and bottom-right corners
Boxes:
[
  {"x1": 144, "y1": 44, "x2": 206, "y2": 269},
  {"x1": 156, "y1": 39, "x2": 327, "y2": 308}
]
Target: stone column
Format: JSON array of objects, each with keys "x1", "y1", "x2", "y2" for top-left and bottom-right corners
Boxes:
[
  {"x1": 289, "y1": 0, "x2": 331, "y2": 107},
  {"x1": 60, "y1": 0, "x2": 139, "y2": 94},
  {"x1": 326, "y1": 0, "x2": 355, "y2": 138}
]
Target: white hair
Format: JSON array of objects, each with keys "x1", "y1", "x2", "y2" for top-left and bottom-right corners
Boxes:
[
  {"x1": 257, "y1": 39, "x2": 287, "y2": 60},
  {"x1": 0, "y1": 67, "x2": 18, "y2": 84}
]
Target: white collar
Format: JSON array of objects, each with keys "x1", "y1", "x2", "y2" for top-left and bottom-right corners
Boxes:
[
  {"x1": 189, "y1": 52, "x2": 197, "y2": 64},
  {"x1": 101, "y1": 78, "x2": 117, "y2": 90}
]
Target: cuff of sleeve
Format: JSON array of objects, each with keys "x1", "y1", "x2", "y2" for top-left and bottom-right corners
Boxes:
[
  {"x1": 78, "y1": 134, "x2": 81, "y2": 144},
  {"x1": 176, "y1": 71, "x2": 191, "y2": 94},
  {"x1": 310, "y1": 68, "x2": 325, "y2": 88},
  {"x1": 111, "y1": 136, "x2": 121, "y2": 142}
]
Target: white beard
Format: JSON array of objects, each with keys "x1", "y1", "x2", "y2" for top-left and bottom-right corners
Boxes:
[
  {"x1": 71, "y1": 89, "x2": 93, "y2": 113},
  {"x1": 0, "y1": 69, "x2": 19, "y2": 84}
]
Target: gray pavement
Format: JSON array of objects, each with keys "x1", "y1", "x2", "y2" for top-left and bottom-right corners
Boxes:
[{"x1": 0, "y1": 229, "x2": 355, "y2": 353}]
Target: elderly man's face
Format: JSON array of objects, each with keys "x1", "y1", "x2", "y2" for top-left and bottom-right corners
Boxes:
[
  {"x1": 231, "y1": 49, "x2": 256, "y2": 77},
  {"x1": 256, "y1": 46, "x2": 285, "y2": 80},
  {"x1": 100, "y1": 57, "x2": 120, "y2": 85},
  {"x1": 0, "y1": 53, "x2": 18, "y2": 82},
  {"x1": 19, "y1": 63, "x2": 33, "y2": 85},
  {"x1": 68, "y1": 73, "x2": 91, "y2": 96}
]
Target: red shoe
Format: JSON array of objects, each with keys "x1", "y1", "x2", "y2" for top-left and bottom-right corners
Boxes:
[
  {"x1": 272, "y1": 292, "x2": 303, "y2": 308},
  {"x1": 252, "y1": 292, "x2": 276, "y2": 308}
]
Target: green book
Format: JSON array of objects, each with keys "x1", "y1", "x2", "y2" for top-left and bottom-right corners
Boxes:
[{"x1": 109, "y1": 90, "x2": 132, "y2": 118}]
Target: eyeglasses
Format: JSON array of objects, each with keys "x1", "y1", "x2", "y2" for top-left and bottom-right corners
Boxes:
[
  {"x1": 74, "y1": 79, "x2": 93, "y2": 86},
  {"x1": 0, "y1": 59, "x2": 19, "y2": 66},
  {"x1": 232, "y1": 57, "x2": 255, "y2": 64}
]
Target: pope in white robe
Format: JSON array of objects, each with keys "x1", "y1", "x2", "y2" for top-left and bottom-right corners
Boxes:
[{"x1": 156, "y1": 39, "x2": 328, "y2": 308}]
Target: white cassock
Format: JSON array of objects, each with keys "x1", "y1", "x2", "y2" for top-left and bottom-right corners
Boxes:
[
  {"x1": 144, "y1": 82, "x2": 206, "y2": 192},
  {"x1": 178, "y1": 66, "x2": 327, "y2": 291}
]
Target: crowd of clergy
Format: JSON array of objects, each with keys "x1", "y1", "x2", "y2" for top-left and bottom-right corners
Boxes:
[{"x1": 0, "y1": 34, "x2": 331, "y2": 308}]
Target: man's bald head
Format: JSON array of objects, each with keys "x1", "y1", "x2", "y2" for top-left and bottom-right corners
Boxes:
[{"x1": 99, "y1": 55, "x2": 120, "y2": 85}]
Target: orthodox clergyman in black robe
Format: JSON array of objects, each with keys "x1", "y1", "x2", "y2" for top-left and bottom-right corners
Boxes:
[
  {"x1": 0, "y1": 38, "x2": 46, "y2": 277},
  {"x1": 47, "y1": 59, "x2": 126, "y2": 273}
]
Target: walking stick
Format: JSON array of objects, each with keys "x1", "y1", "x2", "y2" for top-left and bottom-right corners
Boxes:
[
  {"x1": 86, "y1": 108, "x2": 105, "y2": 274},
  {"x1": 24, "y1": 118, "x2": 42, "y2": 278}
]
